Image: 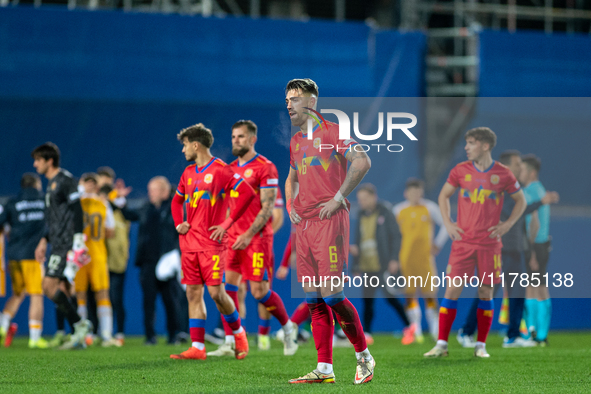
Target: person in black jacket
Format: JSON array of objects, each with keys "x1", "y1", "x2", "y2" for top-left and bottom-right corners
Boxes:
[
  {"x1": 350, "y1": 183, "x2": 416, "y2": 345},
  {"x1": 121, "y1": 176, "x2": 182, "y2": 345},
  {"x1": 0, "y1": 173, "x2": 49, "y2": 348}
]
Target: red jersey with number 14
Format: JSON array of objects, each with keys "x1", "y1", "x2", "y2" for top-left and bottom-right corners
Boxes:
[
  {"x1": 447, "y1": 160, "x2": 520, "y2": 249},
  {"x1": 289, "y1": 121, "x2": 358, "y2": 220},
  {"x1": 227, "y1": 154, "x2": 279, "y2": 240},
  {"x1": 174, "y1": 157, "x2": 253, "y2": 252}
]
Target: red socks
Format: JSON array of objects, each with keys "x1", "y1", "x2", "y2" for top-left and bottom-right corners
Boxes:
[
  {"x1": 477, "y1": 299, "x2": 494, "y2": 343},
  {"x1": 307, "y1": 293, "x2": 334, "y2": 364},
  {"x1": 260, "y1": 290, "x2": 289, "y2": 326},
  {"x1": 291, "y1": 301, "x2": 311, "y2": 325},
  {"x1": 325, "y1": 293, "x2": 367, "y2": 352},
  {"x1": 438, "y1": 298, "x2": 458, "y2": 342},
  {"x1": 189, "y1": 319, "x2": 205, "y2": 343},
  {"x1": 222, "y1": 284, "x2": 240, "y2": 334}
]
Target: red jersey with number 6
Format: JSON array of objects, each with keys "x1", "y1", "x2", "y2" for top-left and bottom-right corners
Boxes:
[
  {"x1": 289, "y1": 121, "x2": 358, "y2": 220},
  {"x1": 447, "y1": 160, "x2": 520, "y2": 249}
]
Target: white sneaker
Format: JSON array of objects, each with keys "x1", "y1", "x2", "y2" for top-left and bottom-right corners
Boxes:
[
  {"x1": 60, "y1": 319, "x2": 92, "y2": 350},
  {"x1": 502, "y1": 337, "x2": 537, "y2": 348},
  {"x1": 274, "y1": 328, "x2": 285, "y2": 342},
  {"x1": 456, "y1": 329, "x2": 477, "y2": 348},
  {"x1": 474, "y1": 344, "x2": 490, "y2": 358},
  {"x1": 424, "y1": 343, "x2": 448, "y2": 357},
  {"x1": 206, "y1": 342, "x2": 234, "y2": 357},
  {"x1": 283, "y1": 322, "x2": 299, "y2": 356},
  {"x1": 102, "y1": 338, "x2": 123, "y2": 348},
  {"x1": 258, "y1": 334, "x2": 270, "y2": 351},
  {"x1": 354, "y1": 357, "x2": 375, "y2": 385}
]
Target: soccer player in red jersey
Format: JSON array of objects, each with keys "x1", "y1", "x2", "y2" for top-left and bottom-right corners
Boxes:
[
  {"x1": 170, "y1": 123, "x2": 256, "y2": 361},
  {"x1": 208, "y1": 120, "x2": 298, "y2": 357},
  {"x1": 424, "y1": 127, "x2": 527, "y2": 358},
  {"x1": 284, "y1": 79, "x2": 374, "y2": 385}
]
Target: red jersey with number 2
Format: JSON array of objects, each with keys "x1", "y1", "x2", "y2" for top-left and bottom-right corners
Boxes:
[
  {"x1": 447, "y1": 160, "x2": 520, "y2": 249},
  {"x1": 175, "y1": 157, "x2": 252, "y2": 252}
]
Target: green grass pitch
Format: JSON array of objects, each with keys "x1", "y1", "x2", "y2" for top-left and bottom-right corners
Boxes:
[{"x1": 1, "y1": 332, "x2": 590, "y2": 393}]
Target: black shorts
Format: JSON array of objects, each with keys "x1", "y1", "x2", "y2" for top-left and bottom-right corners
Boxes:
[
  {"x1": 525, "y1": 240, "x2": 551, "y2": 276},
  {"x1": 46, "y1": 249, "x2": 69, "y2": 279}
]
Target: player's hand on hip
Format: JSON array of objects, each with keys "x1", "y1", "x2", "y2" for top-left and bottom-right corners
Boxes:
[
  {"x1": 445, "y1": 222, "x2": 464, "y2": 241},
  {"x1": 488, "y1": 221, "x2": 510, "y2": 239},
  {"x1": 208, "y1": 225, "x2": 226, "y2": 242},
  {"x1": 318, "y1": 199, "x2": 340, "y2": 220},
  {"x1": 276, "y1": 266, "x2": 289, "y2": 280},
  {"x1": 232, "y1": 231, "x2": 254, "y2": 250},
  {"x1": 431, "y1": 245, "x2": 441, "y2": 256},
  {"x1": 289, "y1": 209, "x2": 302, "y2": 225},
  {"x1": 176, "y1": 221, "x2": 190, "y2": 235},
  {"x1": 35, "y1": 238, "x2": 48, "y2": 263}
]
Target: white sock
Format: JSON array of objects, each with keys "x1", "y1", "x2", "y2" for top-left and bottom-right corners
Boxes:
[
  {"x1": 0, "y1": 312, "x2": 12, "y2": 332},
  {"x1": 355, "y1": 347, "x2": 373, "y2": 361},
  {"x1": 232, "y1": 326, "x2": 244, "y2": 335},
  {"x1": 407, "y1": 306, "x2": 423, "y2": 336},
  {"x1": 475, "y1": 341, "x2": 486, "y2": 348},
  {"x1": 225, "y1": 335, "x2": 235, "y2": 344},
  {"x1": 29, "y1": 320, "x2": 43, "y2": 342},
  {"x1": 437, "y1": 339, "x2": 448, "y2": 347},
  {"x1": 426, "y1": 307, "x2": 439, "y2": 338},
  {"x1": 282, "y1": 319, "x2": 293, "y2": 334},
  {"x1": 192, "y1": 341, "x2": 205, "y2": 350},
  {"x1": 77, "y1": 304, "x2": 88, "y2": 321},
  {"x1": 317, "y1": 362, "x2": 333, "y2": 374},
  {"x1": 98, "y1": 305, "x2": 113, "y2": 341}
]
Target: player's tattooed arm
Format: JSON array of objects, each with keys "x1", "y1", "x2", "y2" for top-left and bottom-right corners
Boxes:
[
  {"x1": 232, "y1": 188, "x2": 277, "y2": 250},
  {"x1": 318, "y1": 149, "x2": 371, "y2": 220},
  {"x1": 340, "y1": 148, "x2": 371, "y2": 198}
]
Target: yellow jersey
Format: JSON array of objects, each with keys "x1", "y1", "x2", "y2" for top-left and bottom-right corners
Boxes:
[
  {"x1": 393, "y1": 199, "x2": 448, "y2": 271},
  {"x1": 80, "y1": 194, "x2": 114, "y2": 265}
]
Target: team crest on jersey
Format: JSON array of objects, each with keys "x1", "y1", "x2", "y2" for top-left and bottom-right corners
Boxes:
[
  {"x1": 490, "y1": 175, "x2": 500, "y2": 185},
  {"x1": 244, "y1": 169, "x2": 253, "y2": 178},
  {"x1": 465, "y1": 174, "x2": 472, "y2": 182},
  {"x1": 204, "y1": 174, "x2": 213, "y2": 184},
  {"x1": 313, "y1": 138, "x2": 321, "y2": 149}
]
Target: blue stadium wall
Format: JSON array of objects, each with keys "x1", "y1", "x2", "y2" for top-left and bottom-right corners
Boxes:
[{"x1": 0, "y1": 7, "x2": 427, "y2": 335}]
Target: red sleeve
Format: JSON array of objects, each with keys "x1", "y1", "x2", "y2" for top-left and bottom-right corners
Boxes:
[
  {"x1": 260, "y1": 162, "x2": 279, "y2": 189},
  {"x1": 274, "y1": 187, "x2": 284, "y2": 208},
  {"x1": 224, "y1": 167, "x2": 256, "y2": 225},
  {"x1": 503, "y1": 169, "x2": 521, "y2": 194},
  {"x1": 446, "y1": 165, "x2": 461, "y2": 188},
  {"x1": 171, "y1": 171, "x2": 186, "y2": 226},
  {"x1": 329, "y1": 123, "x2": 358, "y2": 155},
  {"x1": 289, "y1": 144, "x2": 296, "y2": 171},
  {"x1": 279, "y1": 237, "x2": 292, "y2": 268}
]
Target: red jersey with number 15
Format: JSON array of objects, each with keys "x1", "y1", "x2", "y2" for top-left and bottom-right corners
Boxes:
[
  {"x1": 227, "y1": 154, "x2": 279, "y2": 240},
  {"x1": 175, "y1": 157, "x2": 253, "y2": 252},
  {"x1": 289, "y1": 121, "x2": 358, "y2": 220},
  {"x1": 447, "y1": 160, "x2": 520, "y2": 249}
]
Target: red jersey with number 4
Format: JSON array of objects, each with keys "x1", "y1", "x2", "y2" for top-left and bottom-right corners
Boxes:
[
  {"x1": 227, "y1": 154, "x2": 279, "y2": 240},
  {"x1": 289, "y1": 121, "x2": 358, "y2": 220},
  {"x1": 174, "y1": 157, "x2": 254, "y2": 252},
  {"x1": 447, "y1": 160, "x2": 520, "y2": 249}
]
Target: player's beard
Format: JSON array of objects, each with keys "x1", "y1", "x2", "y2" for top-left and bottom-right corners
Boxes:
[
  {"x1": 232, "y1": 145, "x2": 249, "y2": 157},
  {"x1": 185, "y1": 152, "x2": 197, "y2": 162}
]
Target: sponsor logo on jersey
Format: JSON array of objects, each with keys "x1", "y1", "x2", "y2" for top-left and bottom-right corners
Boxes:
[
  {"x1": 188, "y1": 178, "x2": 192, "y2": 185},
  {"x1": 244, "y1": 169, "x2": 253, "y2": 178},
  {"x1": 204, "y1": 174, "x2": 213, "y2": 184},
  {"x1": 465, "y1": 174, "x2": 472, "y2": 182},
  {"x1": 295, "y1": 143, "x2": 299, "y2": 152},
  {"x1": 491, "y1": 175, "x2": 500, "y2": 185}
]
